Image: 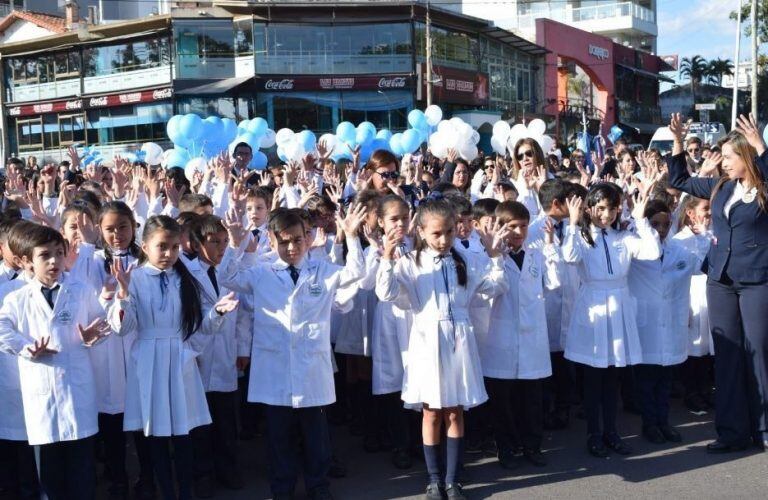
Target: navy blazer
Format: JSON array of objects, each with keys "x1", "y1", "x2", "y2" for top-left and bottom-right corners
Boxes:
[{"x1": 668, "y1": 151, "x2": 768, "y2": 283}]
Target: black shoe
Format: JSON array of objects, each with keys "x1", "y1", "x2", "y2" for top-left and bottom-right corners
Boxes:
[
  {"x1": 194, "y1": 475, "x2": 215, "y2": 499},
  {"x1": 603, "y1": 432, "x2": 632, "y2": 455},
  {"x1": 445, "y1": 483, "x2": 466, "y2": 500},
  {"x1": 498, "y1": 450, "x2": 519, "y2": 469},
  {"x1": 363, "y1": 434, "x2": 381, "y2": 453},
  {"x1": 392, "y1": 448, "x2": 413, "y2": 469},
  {"x1": 706, "y1": 439, "x2": 750, "y2": 454},
  {"x1": 642, "y1": 425, "x2": 666, "y2": 444},
  {"x1": 328, "y1": 455, "x2": 347, "y2": 478},
  {"x1": 587, "y1": 435, "x2": 609, "y2": 458},
  {"x1": 685, "y1": 394, "x2": 708, "y2": 414},
  {"x1": 308, "y1": 486, "x2": 334, "y2": 500},
  {"x1": 133, "y1": 477, "x2": 156, "y2": 500},
  {"x1": 659, "y1": 425, "x2": 682, "y2": 443},
  {"x1": 523, "y1": 448, "x2": 547, "y2": 467},
  {"x1": 425, "y1": 482, "x2": 444, "y2": 500}
]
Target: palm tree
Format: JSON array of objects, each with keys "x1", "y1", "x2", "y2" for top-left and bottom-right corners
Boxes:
[
  {"x1": 706, "y1": 58, "x2": 735, "y2": 86},
  {"x1": 679, "y1": 55, "x2": 709, "y2": 105}
]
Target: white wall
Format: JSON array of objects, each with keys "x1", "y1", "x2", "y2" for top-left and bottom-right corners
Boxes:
[{"x1": 0, "y1": 20, "x2": 55, "y2": 45}]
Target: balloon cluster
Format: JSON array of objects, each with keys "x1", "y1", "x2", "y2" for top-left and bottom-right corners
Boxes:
[
  {"x1": 427, "y1": 116, "x2": 481, "y2": 162},
  {"x1": 490, "y1": 118, "x2": 554, "y2": 156},
  {"x1": 79, "y1": 145, "x2": 103, "y2": 167}
]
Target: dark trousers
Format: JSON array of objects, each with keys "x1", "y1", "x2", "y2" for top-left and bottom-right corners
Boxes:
[
  {"x1": 148, "y1": 435, "x2": 193, "y2": 500},
  {"x1": 581, "y1": 365, "x2": 619, "y2": 436},
  {"x1": 0, "y1": 439, "x2": 39, "y2": 499},
  {"x1": 263, "y1": 405, "x2": 331, "y2": 496},
  {"x1": 238, "y1": 367, "x2": 259, "y2": 436},
  {"x1": 635, "y1": 364, "x2": 673, "y2": 428},
  {"x1": 708, "y1": 278, "x2": 768, "y2": 444},
  {"x1": 34, "y1": 436, "x2": 95, "y2": 500},
  {"x1": 191, "y1": 391, "x2": 240, "y2": 478},
  {"x1": 485, "y1": 377, "x2": 544, "y2": 454},
  {"x1": 544, "y1": 351, "x2": 574, "y2": 414},
  {"x1": 132, "y1": 431, "x2": 155, "y2": 482},
  {"x1": 98, "y1": 413, "x2": 127, "y2": 487},
  {"x1": 378, "y1": 392, "x2": 414, "y2": 451},
  {"x1": 682, "y1": 355, "x2": 714, "y2": 397}
]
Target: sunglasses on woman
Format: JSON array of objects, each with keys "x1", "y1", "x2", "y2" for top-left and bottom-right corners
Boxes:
[
  {"x1": 376, "y1": 170, "x2": 400, "y2": 180},
  {"x1": 516, "y1": 150, "x2": 534, "y2": 161}
]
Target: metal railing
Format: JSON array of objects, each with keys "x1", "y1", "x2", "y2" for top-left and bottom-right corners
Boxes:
[{"x1": 516, "y1": 2, "x2": 655, "y2": 31}]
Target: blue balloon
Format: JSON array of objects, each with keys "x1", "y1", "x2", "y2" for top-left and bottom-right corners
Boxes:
[
  {"x1": 250, "y1": 151, "x2": 268, "y2": 170},
  {"x1": 166, "y1": 148, "x2": 191, "y2": 168},
  {"x1": 355, "y1": 125, "x2": 375, "y2": 147},
  {"x1": 336, "y1": 121, "x2": 356, "y2": 143},
  {"x1": 389, "y1": 133, "x2": 404, "y2": 156},
  {"x1": 376, "y1": 129, "x2": 392, "y2": 142},
  {"x1": 166, "y1": 115, "x2": 187, "y2": 147},
  {"x1": 369, "y1": 138, "x2": 391, "y2": 153},
  {"x1": 359, "y1": 142, "x2": 375, "y2": 163},
  {"x1": 247, "y1": 117, "x2": 268, "y2": 136},
  {"x1": 221, "y1": 118, "x2": 238, "y2": 143},
  {"x1": 235, "y1": 132, "x2": 260, "y2": 151},
  {"x1": 296, "y1": 130, "x2": 317, "y2": 152},
  {"x1": 407, "y1": 109, "x2": 426, "y2": 128},
  {"x1": 277, "y1": 146, "x2": 288, "y2": 162},
  {"x1": 401, "y1": 129, "x2": 422, "y2": 153},
  {"x1": 179, "y1": 114, "x2": 203, "y2": 143}
]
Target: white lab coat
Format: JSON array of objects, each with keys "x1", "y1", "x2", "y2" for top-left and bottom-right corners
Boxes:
[
  {"x1": 219, "y1": 238, "x2": 365, "y2": 408},
  {"x1": 455, "y1": 233, "x2": 494, "y2": 344},
  {"x1": 0, "y1": 275, "x2": 28, "y2": 441},
  {"x1": 672, "y1": 227, "x2": 714, "y2": 356},
  {"x1": 187, "y1": 261, "x2": 241, "y2": 393},
  {"x1": 0, "y1": 278, "x2": 106, "y2": 445},
  {"x1": 109, "y1": 264, "x2": 224, "y2": 436},
  {"x1": 629, "y1": 236, "x2": 708, "y2": 366},
  {"x1": 376, "y1": 248, "x2": 508, "y2": 409},
  {"x1": 480, "y1": 243, "x2": 560, "y2": 379},
  {"x1": 528, "y1": 214, "x2": 580, "y2": 352},
  {"x1": 562, "y1": 219, "x2": 661, "y2": 368},
  {"x1": 332, "y1": 246, "x2": 377, "y2": 356}
]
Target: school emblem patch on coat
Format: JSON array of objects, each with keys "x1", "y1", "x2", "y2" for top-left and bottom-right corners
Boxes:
[{"x1": 675, "y1": 260, "x2": 686, "y2": 270}]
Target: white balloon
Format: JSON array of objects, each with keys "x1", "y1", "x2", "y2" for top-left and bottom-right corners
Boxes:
[
  {"x1": 424, "y1": 105, "x2": 443, "y2": 126},
  {"x1": 319, "y1": 133, "x2": 337, "y2": 152},
  {"x1": 457, "y1": 123, "x2": 474, "y2": 142},
  {"x1": 531, "y1": 134, "x2": 545, "y2": 149},
  {"x1": 540, "y1": 135, "x2": 555, "y2": 153},
  {"x1": 490, "y1": 136, "x2": 506, "y2": 155},
  {"x1": 429, "y1": 132, "x2": 449, "y2": 159},
  {"x1": 449, "y1": 117, "x2": 465, "y2": 130},
  {"x1": 471, "y1": 130, "x2": 480, "y2": 145},
  {"x1": 510, "y1": 123, "x2": 528, "y2": 139},
  {"x1": 492, "y1": 121, "x2": 511, "y2": 141},
  {"x1": 275, "y1": 128, "x2": 295, "y2": 146},
  {"x1": 507, "y1": 135, "x2": 523, "y2": 155},
  {"x1": 283, "y1": 140, "x2": 302, "y2": 162},
  {"x1": 260, "y1": 129, "x2": 277, "y2": 149},
  {"x1": 527, "y1": 119, "x2": 546, "y2": 137},
  {"x1": 184, "y1": 157, "x2": 207, "y2": 182},
  {"x1": 141, "y1": 142, "x2": 164, "y2": 165},
  {"x1": 437, "y1": 120, "x2": 454, "y2": 135},
  {"x1": 459, "y1": 143, "x2": 478, "y2": 162}
]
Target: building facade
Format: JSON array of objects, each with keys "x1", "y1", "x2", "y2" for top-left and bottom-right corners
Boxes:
[{"x1": 0, "y1": 1, "x2": 546, "y2": 162}]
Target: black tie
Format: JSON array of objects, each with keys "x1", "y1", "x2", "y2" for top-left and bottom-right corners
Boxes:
[
  {"x1": 41, "y1": 284, "x2": 59, "y2": 309},
  {"x1": 184, "y1": 250, "x2": 198, "y2": 261},
  {"x1": 207, "y1": 265, "x2": 220, "y2": 296},
  {"x1": 252, "y1": 228, "x2": 260, "y2": 239},
  {"x1": 510, "y1": 249, "x2": 525, "y2": 270},
  {"x1": 461, "y1": 240, "x2": 470, "y2": 249},
  {"x1": 601, "y1": 229, "x2": 614, "y2": 274},
  {"x1": 554, "y1": 221, "x2": 564, "y2": 243},
  {"x1": 10, "y1": 272, "x2": 18, "y2": 281},
  {"x1": 288, "y1": 265, "x2": 300, "y2": 285}
]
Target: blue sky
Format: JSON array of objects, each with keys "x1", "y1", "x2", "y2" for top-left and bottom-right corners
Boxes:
[{"x1": 657, "y1": 0, "x2": 761, "y2": 89}]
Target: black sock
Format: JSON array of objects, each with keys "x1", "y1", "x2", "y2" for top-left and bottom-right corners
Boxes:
[
  {"x1": 445, "y1": 437, "x2": 462, "y2": 485},
  {"x1": 422, "y1": 444, "x2": 441, "y2": 483}
]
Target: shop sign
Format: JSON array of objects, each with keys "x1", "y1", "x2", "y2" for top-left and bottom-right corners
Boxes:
[
  {"x1": 6, "y1": 88, "x2": 174, "y2": 117},
  {"x1": 588, "y1": 44, "x2": 610, "y2": 61},
  {"x1": 417, "y1": 64, "x2": 489, "y2": 106},
  {"x1": 255, "y1": 74, "x2": 413, "y2": 92}
]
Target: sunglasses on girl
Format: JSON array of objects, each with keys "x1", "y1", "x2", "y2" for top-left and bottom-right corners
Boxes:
[
  {"x1": 376, "y1": 171, "x2": 400, "y2": 180},
  {"x1": 516, "y1": 150, "x2": 535, "y2": 161}
]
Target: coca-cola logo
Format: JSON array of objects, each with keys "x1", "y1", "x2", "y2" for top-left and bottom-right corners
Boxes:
[
  {"x1": 153, "y1": 88, "x2": 173, "y2": 100},
  {"x1": 264, "y1": 79, "x2": 294, "y2": 90},
  {"x1": 89, "y1": 96, "x2": 108, "y2": 107},
  {"x1": 65, "y1": 99, "x2": 82, "y2": 110},
  {"x1": 378, "y1": 77, "x2": 407, "y2": 89},
  {"x1": 8, "y1": 107, "x2": 20, "y2": 116}
]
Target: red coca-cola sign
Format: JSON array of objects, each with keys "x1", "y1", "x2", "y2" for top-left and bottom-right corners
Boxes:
[
  {"x1": 6, "y1": 87, "x2": 174, "y2": 117},
  {"x1": 417, "y1": 64, "x2": 489, "y2": 106},
  {"x1": 254, "y1": 74, "x2": 413, "y2": 92}
]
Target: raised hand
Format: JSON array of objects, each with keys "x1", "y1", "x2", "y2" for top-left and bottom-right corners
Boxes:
[
  {"x1": 111, "y1": 258, "x2": 133, "y2": 299},
  {"x1": 446, "y1": 148, "x2": 458, "y2": 163},
  {"x1": 631, "y1": 176, "x2": 657, "y2": 221},
  {"x1": 78, "y1": 318, "x2": 111, "y2": 347},
  {"x1": 362, "y1": 225, "x2": 383, "y2": 253},
  {"x1": 543, "y1": 217, "x2": 555, "y2": 245},
  {"x1": 669, "y1": 113, "x2": 690, "y2": 142},
  {"x1": 27, "y1": 336, "x2": 58, "y2": 358},
  {"x1": 381, "y1": 226, "x2": 402, "y2": 260},
  {"x1": 479, "y1": 220, "x2": 511, "y2": 258},
  {"x1": 214, "y1": 292, "x2": 239, "y2": 315},
  {"x1": 735, "y1": 113, "x2": 767, "y2": 155},
  {"x1": 566, "y1": 195, "x2": 584, "y2": 225},
  {"x1": 699, "y1": 151, "x2": 722, "y2": 177},
  {"x1": 164, "y1": 180, "x2": 186, "y2": 208},
  {"x1": 337, "y1": 203, "x2": 368, "y2": 239},
  {"x1": 224, "y1": 207, "x2": 246, "y2": 248}
]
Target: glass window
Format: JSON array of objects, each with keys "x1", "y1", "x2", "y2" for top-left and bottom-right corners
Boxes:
[
  {"x1": 175, "y1": 20, "x2": 235, "y2": 79},
  {"x1": 176, "y1": 97, "x2": 237, "y2": 119},
  {"x1": 414, "y1": 23, "x2": 477, "y2": 71},
  {"x1": 58, "y1": 113, "x2": 86, "y2": 145},
  {"x1": 83, "y1": 36, "x2": 171, "y2": 77},
  {"x1": 235, "y1": 18, "x2": 254, "y2": 57},
  {"x1": 16, "y1": 118, "x2": 43, "y2": 152},
  {"x1": 86, "y1": 102, "x2": 173, "y2": 145}
]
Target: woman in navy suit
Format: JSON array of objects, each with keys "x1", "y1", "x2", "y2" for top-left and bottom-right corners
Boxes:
[{"x1": 668, "y1": 113, "x2": 768, "y2": 453}]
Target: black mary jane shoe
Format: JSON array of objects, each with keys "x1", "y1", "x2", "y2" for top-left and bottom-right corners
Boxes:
[
  {"x1": 659, "y1": 425, "x2": 682, "y2": 443},
  {"x1": 587, "y1": 435, "x2": 610, "y2": 458},
  {"x1": 706, "y1": 439, "x2": 750, "y2": 454}
]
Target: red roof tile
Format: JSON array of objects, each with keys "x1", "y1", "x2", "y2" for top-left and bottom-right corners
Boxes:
[{"x1": 0, "y1": 10, "x2": 68, "y2": 35}]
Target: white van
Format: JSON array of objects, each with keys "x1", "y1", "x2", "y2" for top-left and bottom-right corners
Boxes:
[{"x1": 649, "y1": 122, "x2": 727, "y2": 155}]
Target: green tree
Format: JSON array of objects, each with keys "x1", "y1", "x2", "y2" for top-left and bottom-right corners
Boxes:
[
  {"x1": 706, "y1": 58, "x2": 735, "y2": 86},
  {"x1": 730, "y1": 1, "x2": 768, "y2": 42},
  {"x1": 679, "y1": 55, "x2": 709, "y2": 105}
]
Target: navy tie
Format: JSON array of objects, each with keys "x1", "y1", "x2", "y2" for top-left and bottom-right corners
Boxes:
[
  {"x1": 510, "y1": 250, "x2": 525, "y2": 270},
  {"x1": 207, "y1": 265, "x2": 220, "y2": 296},
  {"x1": 461, "y1": 240, "x2": 470, "y2": 249},
  {"x1": 288, "y1": 265, "x2": 300, "y2": 285},
  {"x1": 41, "y1": 284, "x2": 59, "y2": 309}
]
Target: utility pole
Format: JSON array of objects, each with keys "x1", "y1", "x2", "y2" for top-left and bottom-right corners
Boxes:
[
  {"x1": 426, "y1": 0, "x2": 432, "y2": 107},
  {"x1": 751, "y1": 0, "x2": 759, "y2": 118},
  {"x1": 733, "y1": 0, "x2": 743, "y2": 129}
]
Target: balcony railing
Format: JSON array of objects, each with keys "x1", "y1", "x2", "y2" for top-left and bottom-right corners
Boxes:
[{"x1": 515, "y1": 2, "x2": 655, "y2": 33}]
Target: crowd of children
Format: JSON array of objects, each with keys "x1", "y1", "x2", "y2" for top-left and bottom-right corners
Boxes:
[{"x1": 1, "y1": 112, "x2": 750, "y2": 500}]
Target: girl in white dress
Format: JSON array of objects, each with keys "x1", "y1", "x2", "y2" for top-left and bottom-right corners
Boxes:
[
  {"x1": 562, "y1": 182, "x2": 661, "y2": 457},
  {"x1": 376, "y1": 198, "x2": 509, "y2": 500},
  {"x1": 672, "y1": 195, "x2": 715, "y2": 412},
  {"x1": 110, "y1": 215, "x2": 238, "y2": 500}
]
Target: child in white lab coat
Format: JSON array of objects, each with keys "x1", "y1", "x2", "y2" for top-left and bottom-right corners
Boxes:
[
  {"x1": 0, "y1": 219, "x2": 40, "y2": 499},
  {"x1": 0, "y1": 224, "x2": 112, "y2": 499},
  {"x1": 218, "y1": 205, "x2": 368, "y2": 500},
  {"x1": 673, "y1": 195, "x2": 715, "y2": 413},
  {"x1": 629, "y1": 199, "x2": 710, "y2": 444},
  {"x1": 562, "y1": 182, "x2": 661, "y2": 457},
  {"x1": 480, "y1": 200, "x2": 560, "y2": 469},
  {"x1": 376, "y1": 198, "x2": 510, "y2": 500},
  {"x1": 187, "y1": 214, "x2": 246, "y2": 496},
  {"x1": 109, "y1": 215, "x2": 238, "y2": 500}
]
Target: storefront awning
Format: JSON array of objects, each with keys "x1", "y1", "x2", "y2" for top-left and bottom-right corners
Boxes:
[
  {"x1": 175, "y1": 77, "x2": 253, "y2": 95},
  {"x1": 479, "y1": 27, "x2": 549, "y2": 56},
  {"x1": 617, "y1": 64, "x2": 675, "y2": 83}
]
